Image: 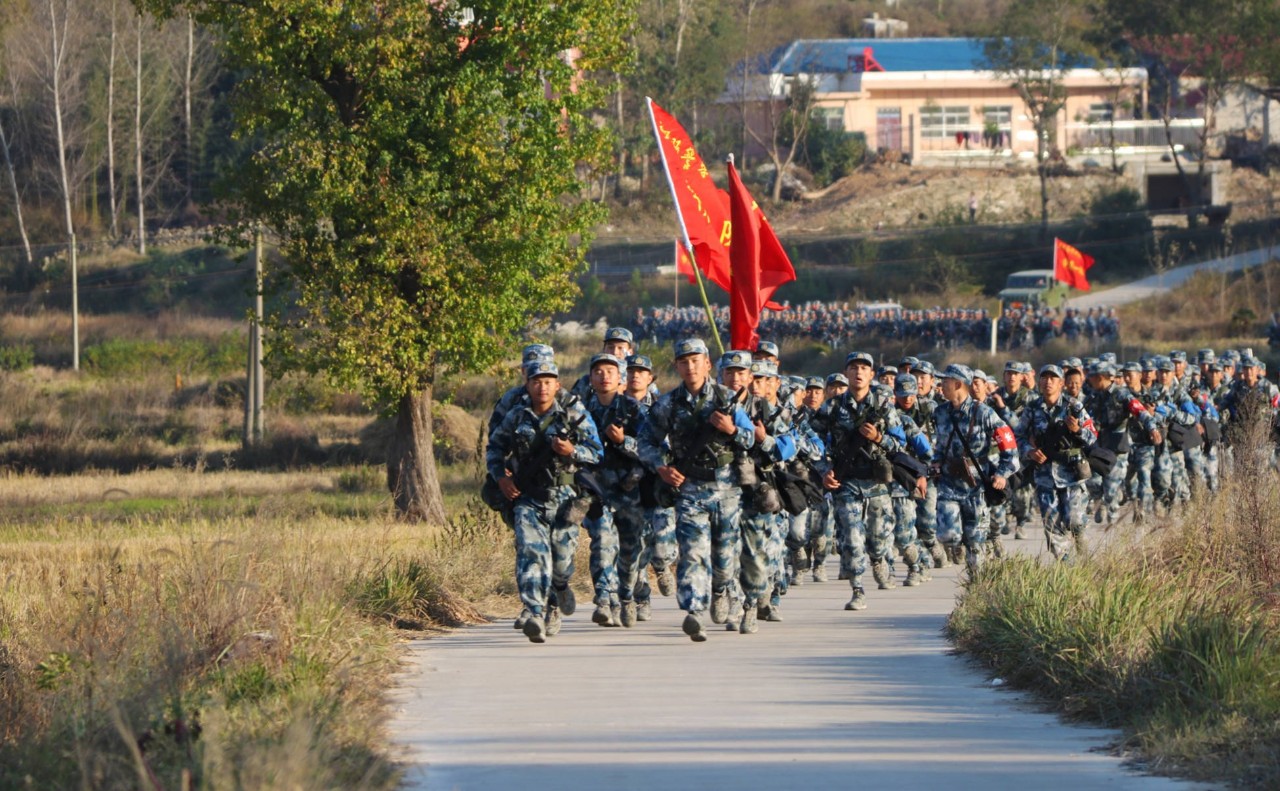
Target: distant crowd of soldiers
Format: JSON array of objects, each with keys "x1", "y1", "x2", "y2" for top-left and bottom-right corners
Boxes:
[
  {"x1": 483, "y1": 326, "x2": 1277, "y2": 643},
  {"x1": 631, "y1": 302, "x2": 1120, "y2": 351}
]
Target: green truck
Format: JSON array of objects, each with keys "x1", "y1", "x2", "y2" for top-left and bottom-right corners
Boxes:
[{"x1": 998, "y1": 269, "x2": 1067, "y2": 312}]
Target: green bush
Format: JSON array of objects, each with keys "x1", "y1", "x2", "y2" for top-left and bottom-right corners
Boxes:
[
  {"x1": 0, "y1": 344, "x2": 35, "y2": 371},
  {"x1": 81, "y1": 334, "x2": 243, "y2": 378},
  {"x1": 803, "y1": 126, "x2": 866, "y2": 187}
]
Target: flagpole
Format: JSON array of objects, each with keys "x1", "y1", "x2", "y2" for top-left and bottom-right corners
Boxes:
[{"x1": 647, "y1": 96, "x2": 725, "y2": 356}]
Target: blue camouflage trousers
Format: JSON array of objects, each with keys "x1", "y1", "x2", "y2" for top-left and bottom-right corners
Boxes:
[
  {"x1": 767, "y1": 512, "x2": 788, "y2": 603},
  {"x1": 937, "y1": 486, "x2": 988, "y2": 567},
  {"x1": 1036, "y1": 482, "x2": 1090, "y2": 560},
  {"x1": 1130, "y1": 444, "x2": 1158, "y2": 513},
  {"x1": 674, "y1": 475, "x2": 742, "y2": 614},
  {"x1": 831, "y1": 485, "x2": 892, "y2": 585},
  {"x1": 635, "y1": 505, "x2": 676, "y2": 605},
  {"x1": 583, "y1": 509, "x2": 620, "y2": 607},
  {"x1": 1097, "y1": 453, "x2": 1129, "y2": 522},
  {"x1": 740, "y1": 511, "x2": 774, "y2": 608},
  {"x1": 891, "y1": 495, "x2": 919, "y2": 554},
  {"x1": 915, "y1": 480, "x2": 939, "y2": 547},
  {"x1": 606, "y1": 487, "x2": 648, "y2": 604},
  {"x1": 807, "y1": 496, "x2": 834, "y2": 568},
  {"x1": 512, "y1": 486, "x2": 582, "y2": 615}
]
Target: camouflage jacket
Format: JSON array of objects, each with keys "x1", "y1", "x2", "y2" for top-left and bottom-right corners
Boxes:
[
  {"x1": 1015, "y1": 395, "x2": 1098, "y2": 488},
  {"x1": 486, "y1": 393, "x2": 603, "y2": 497},
  {"x1": 810, "y1": 388, "x2": 905, "y2": 497},
  {"x1": 934, "y1": 396, "x2": 1020, "y2": 500}
]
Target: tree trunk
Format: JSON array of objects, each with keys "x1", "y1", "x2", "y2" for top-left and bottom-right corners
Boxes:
[
  {"x1": 387, "y1": 385, "x2": 448, "y2": 524},
  {"x1": 1036, "y1": 116, "x2": 1050, "y2": 240},
  {"x1": 107, "y1": 0, "x2": 119, "y2": 238},
  {"x1": 135, "y1": 14, "x2": 146, "y2": 255},
  {"x1": 0, "y1": 112, "x2": 32, "y2": 270},
  {"x1": 184, "y1": 14, "x2": 194, "y2": 210},
  {"x1": 47, "y1": 0, "x2": 79, "y2": 370}
]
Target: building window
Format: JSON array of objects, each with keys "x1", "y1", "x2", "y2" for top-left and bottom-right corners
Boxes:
[
  {"x1": 920, "y1": 105, "x2": 970, "y2": 138},
  {"x1": 1087, "y1": 103, "x2": 1114, "y2": 122},
  {"x1": 814, "y1": 106, "x2": 845, "y2": 131},
  {"x1": 982, "y1": 106, "x2": 1012, "y2": 128}
]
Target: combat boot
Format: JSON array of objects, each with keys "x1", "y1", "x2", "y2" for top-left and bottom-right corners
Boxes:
[
  {"x1": 844, "y1": 584, "x2": 868, "y2": 611},
  {"x1": 514, "y1": 608, "x2": 532, "y2": 630},
  {"x1": 592, "y1": 604, "x2": 612, "y2": 626},
  {"x1": 607, "y1": 602, "x2": 622, "y2": 627},
  {"x1": 682, "y1": 611, "x2": 707, "y2": 642},
  {"x1": 872, "y1": 559, "x2": 895, "y2": 590},
  {"x1": 710, "y1": 588, "x2": 729, "y2": 624},
  {"x1": 552, "y1": 584, "x2": 576, "y2": 616},
  {"x1": 636, "y1": 600, "x2": 651, "y2": 622},
  {"x1": 523, "y1": 614, "x2": 547, "y2": 643},
  {"x1": 965, "y1": 548, "x2": 982, "y2": 576},
  {"x1": 739, "y1": 607, "x2": 758, "y2": 634},
  {"x1": 619, "y1": 600, "x2": 636, "y2": 628},
  {"x1": 947, "y1": 544, "x2": 964, "y2": 565},
  {"x1": 725, "y1": 601, "x2": 743, "y2": 631},
  {"x1": 989, "y1": 536, "x2": 1004, "y2": 558},
  {"x1": 904, "y1": 565, "x2": 923, "y2": 587},
  {"x1": 545, "y1": 606, "x2": 562, "y2": 637},
  {"x1": 1014, "y1": 522, "x2": 1027, "y2": 540},
  {"x1": 813, "y1": 562, "x2": 828, "y2": 582},
  {"x1": 764, "y1": 604, "x2": 783, "y2": 622},
  {"x1": 791, "y1": 548, "x2": 808, "y2": 586},
  {"x1": 656, "y1": 566, "x2": 675, "y2": 597},
  {"x1": 929, "y1": 543, "x2": 947, "y2": 569}
]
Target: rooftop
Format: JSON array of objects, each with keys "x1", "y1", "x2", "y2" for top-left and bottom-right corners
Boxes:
[{"x1": 766, "y1": 38, "x2": 991, "y2": 75}]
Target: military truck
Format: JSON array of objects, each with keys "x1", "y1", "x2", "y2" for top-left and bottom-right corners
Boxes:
[{"x1": 998, "y1": 269, "x2": 1066, "y2": 313}]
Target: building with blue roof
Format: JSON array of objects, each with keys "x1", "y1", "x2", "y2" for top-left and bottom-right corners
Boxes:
[{"x1": 730, "y1": 37, "x2": 1148, "y2": 164}]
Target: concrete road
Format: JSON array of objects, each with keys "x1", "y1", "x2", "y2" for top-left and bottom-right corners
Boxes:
[
  {"x1": 1066, "y1": 242, "x2": 1280, "y2": 310},
  {"x1": 388, "y1": 530, "x2": 1204, "y2": 790}
]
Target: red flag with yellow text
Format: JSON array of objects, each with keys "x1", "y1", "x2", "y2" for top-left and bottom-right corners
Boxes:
[
  {"x1": 727, "y1": 158, "x2": 796, "y2": 350},
  {"x1": 1053, "y1": 238, "x2": 1095, "y2": 291}
]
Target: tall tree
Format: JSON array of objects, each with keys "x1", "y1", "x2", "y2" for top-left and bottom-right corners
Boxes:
[
  {"x1": 984, "y1": 0, "x2": 1094, "y2": 238},
  {"x1": 134, "y1": 0, "x2": 634, "y2": 521},
  {"x1": 0, "y1": 46, "x2": 34, "y2": 269}
]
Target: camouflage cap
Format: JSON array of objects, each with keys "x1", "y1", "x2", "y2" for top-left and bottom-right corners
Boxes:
[
  {"x1": 806, "y1": 376, "x2": 825, "y2": 390},
  {"x1": 604, "y1": 327, "x2": 634, "y2": 345},
  {"x1": 788, "y1": 375, "x2": 806, "y2": 387},
  {"x1": 750, "y1": 360, "x2": 779, "y2": 378},
  {"x1": 1206, "y1": 361, "x2": 1224, "y2": 372},
  {"x1": 1169, "y1": 349, "x2": 1187, "y2": 362},
  {"x1": 898, "y1": 356, "x2": 920, "y2": 370},
  {"x1": 1141, "y1": 358, "x2": 1157, "y2": 372},
  {"x1": 719, "y1": 349, "x2": 753, "y2": 370},
  {"x1": 1156, "y1": 356, "x2": 1175, "y2": 372},
  {"x1": 1038, "y1": 364, "x2": 1064, "y2": 378},
  {"x1": 1241, "y1": 355, "x2": 1263, "y2": 369},
  {"x1": 1060, "y1": 357, "x2": 1083, "y2": 372},
  {"x1": 1120, "y1": 361, "x2": 1143, "y2": 374},
  {"x1": 895, "y1": 372, "x2": 919, "y2": 396},
  {"x1": 589, "y1": 353, "x2": 623, "y2": 370},
  {"x1": 1090, "y1": 362, "x2": 1117, "y2": 377},
  {"x1": 826, "y1": 373, "x2": 849, "y2": 387},
  {"x1": 522, "y1": 343, "x2": 555, "y2": 364},
  {"x1": 674, "y1": 338, "x2": 709, "y2": 358},
  {"x1": 1003, "y1": 360, "x2": 1021, "y2": 373},
  {"x1": 524, "y1": 360, "x2": 559, "y2": 379},
  {"x1": 756, "y1": 340, "x2": 780, "y2": 358},
  {"x1": 877, "y1": 366, "x2": 897, "y2": 378},
  {"x1": 911, "y1": 360, "x2": 937, "y2": 376},
  {"x1": 845, "y1": 351, "x2": 875, "y2": 367},
  {"x1": 626, "y1": 354, "x2": 653, "y2": 371},
  {"x1": 940, "y1": 363, "x2": 973, "y2": 384},
  {"x1": 1018, "y1": 362, "x2": 1036, "y2": 375},
  {"x1": 1196, "y1": 348, "x2": 1216, "y2": 365},
  {"x1": 1100, "y1": 352, "x2": 1118, "y2": 364}
]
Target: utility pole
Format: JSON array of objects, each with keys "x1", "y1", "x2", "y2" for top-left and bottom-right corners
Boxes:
[{"x1": 243, "y1": 227, "x2": 265, "y2": 446}]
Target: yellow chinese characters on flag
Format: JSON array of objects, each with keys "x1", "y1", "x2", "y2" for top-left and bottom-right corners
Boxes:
[{"x1": 1053, "y1": 238, "x2": 1095, "y2": 292}]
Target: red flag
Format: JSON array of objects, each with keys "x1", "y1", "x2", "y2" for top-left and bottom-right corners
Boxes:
[
  {"x1": 1053, "y1": 238, "x2": 1095, "y2": 291},
  {"x1": 648, "y1": 99, "x2": 732, "y2": 290},
  {"x1": 727, "y1": 158, "x2": 796, "y2": 350},
  {"x1": 674, "y1": 240, "x2": 696, "y2": 284}
]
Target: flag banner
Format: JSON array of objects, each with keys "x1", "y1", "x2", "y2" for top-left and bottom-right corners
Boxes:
[
  {"x1": 727, "y1": 158, "x2": 796, "y2": 350},
  {"x1": 674, "y1": 239, "x2": 697, "y2": 284},
  {"x1": 1053, "y1": 238, "x2": 1095, "y2": 291},
  {"x1": 647, "y1": 98, "x2": 732, "y2": 289}
]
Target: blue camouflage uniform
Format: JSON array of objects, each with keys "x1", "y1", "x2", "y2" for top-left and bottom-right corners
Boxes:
[
  {"x1": 486, "y1": 372, "x2": 602, "y2": 639},
  {"x1": 637, "y1": 341, "x2": 756, "y2": 640},
  {"x1": 1083, "y1": 365, "x2": 1159, "y2": 524},
  {"x1": 1015, "y1": 370, "x2": 1098, "y2": 561},
  {"x1": 887, "y1": 377, "x2": 933, "y2": 585},
  {"x1": 810, "y1": 352, "x2": 907, "y2": 607},
  {"x1": 932, "y1": 365, "x2": 1020, "y2": 573}
]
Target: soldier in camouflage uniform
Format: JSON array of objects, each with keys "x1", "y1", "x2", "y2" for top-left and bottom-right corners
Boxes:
[
  {"x1": 1220, "y1": 355, "x2": 1280, "y2": 464},
  {"x1": 807, "y1": 373, "x2": 848, "y2": 580},
  {"x1": 1016, "y1": 365, "x2": 1098, "y2": 561},
  {"x1": 737, "y1": 359, "x2": 804, "y2": 633},
  {"x1": 1122, "y1": 362, "x2": 1163, "y2": 522},
  {"x1": 624, "y1": 354, "x2": 674, "y2": 621},
  {"x1": 488, "y1": 344, "x2": 556, "y2": 437},
  {"x1": 907, "y1": 360, "x2": 946, "y2": 569},
  {"x1": 1084, "y1": 361, "x2": 1159, "y2": 525},
  {"x1": 788, "y1": 377, "x2": 828, "y2": 584},
  {"x1": 638, "y1": 339, "x2": 756, "y2": 642},
  {"x1": 1193, "y1": 350, "x2": 1228, "y2": 491},
  {"x1": 933, "y1": 364, "x2": 1020, "y2": 574},
  {"x1": 887, "y1": 373, "x2": 933, "y2": 586},
  {"x1": 1149, "y1": 357, "x2": 1201, "y2": 508},
  {"x1": 582, "y1": 353, "x2": 650, "y2": 628},
  {"x1": 811, "y1": 351, "x2": 908, "y2": 610},
  {"x1": 570, "y1": 327, "x2": 637, "y2": 400},
  {"x1": 487, "y1": 361, "x2": 603, "y2": 643},
  {"x1": 988, "y1": 361, "x2": 1036, "y2": 541}
]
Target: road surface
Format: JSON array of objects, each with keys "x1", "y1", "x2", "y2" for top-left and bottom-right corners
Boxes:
[
  {"x1": 1067, "y1": 242, "x2": 1280, "y2": 310},
  {"x1": 388, "y1": 532, "x2": 1201, "y2": 790}
]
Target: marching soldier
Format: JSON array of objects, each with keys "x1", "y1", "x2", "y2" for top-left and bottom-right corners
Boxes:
[
  {"x1": 487, "y1": 361, "x2": 603, "y2": 643},
  {"x1": 624, "y1": 354, "x2": 675, "y2": 621}
]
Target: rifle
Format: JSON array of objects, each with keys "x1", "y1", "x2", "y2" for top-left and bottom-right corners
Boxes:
[
  {"x1": 649, "y1": 386, "x2": 748, "y2": 508},
  {"x1": 510, "y1": 409, "x2": 590, "y2": 498},
  {"x1": 831, "y1": 398, "x2": 892, "y2": 484}
]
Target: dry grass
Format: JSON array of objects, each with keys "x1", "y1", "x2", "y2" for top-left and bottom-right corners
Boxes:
[
  {"x1": 0, "y1": 467, "x2": 515, "y2": 789},
  {"x1": 1119, "y1": 261, "x2": 1280, "y2": 349}
]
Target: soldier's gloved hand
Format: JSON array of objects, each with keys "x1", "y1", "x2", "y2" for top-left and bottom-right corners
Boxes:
[
  {"x1": 753, "y1": 421, "x2": 767, "y2": 443},
  {"x1": 498, "y1": 475, "x2": 521, "y2": 501},
  {"x1": 708, "y1": 410, "x2": 736, "y2": 435},
  {"x1": 991, "y1": 475, "x2": 1008, "y2": 491},
  {"x1": 822, "y1": 470, "x2": 841, "y2": 490},
  {"x1": 604, "y1": 424, "x2": 626, "y2": 445},
  {"x1": 858, "y1": 422, "x2": 882, "y2": 443},
  {"x1": 658, "y1": 465, "x2": 685, "y2": 487},
  {"x1": 1028, "y1": 448, "x2": 1048, "y2": 465},
  {"x1": 551, "y1": 438, "x2": 575, "y2": 457}
]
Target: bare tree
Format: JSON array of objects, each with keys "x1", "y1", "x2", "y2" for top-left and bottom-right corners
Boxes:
[
  {"x1": 0, "y1": 55, "x2": 33, "y2": 268},
  {"x1": 106, "y1": 0, "x2": 120, "y2": 237},
  {"x1": 134, "y1": 11, "x2": 144, "y2": 253}
]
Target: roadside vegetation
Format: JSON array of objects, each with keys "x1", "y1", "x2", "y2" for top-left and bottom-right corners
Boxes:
[{"x1": 948, "y1": 416, "x2": 1280, "y2": 788}]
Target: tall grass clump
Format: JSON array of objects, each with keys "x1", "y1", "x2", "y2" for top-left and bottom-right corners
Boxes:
[{"x1": 948, "y1": 410, "x2": 1280, "y2": 788}]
